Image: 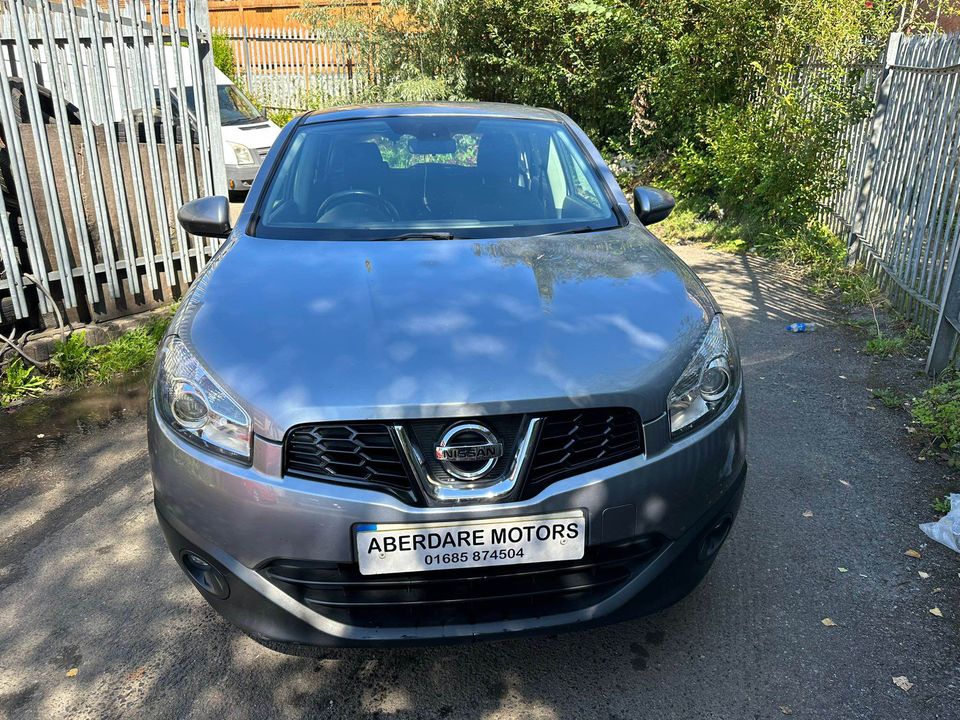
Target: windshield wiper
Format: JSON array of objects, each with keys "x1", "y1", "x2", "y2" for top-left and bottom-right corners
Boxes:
[
  {"x1": 546, "y1": 225, "x2": 598, "y2": 236},
  {"x1": 374, "y1": 232, "x2": 457, "y2": 241}
]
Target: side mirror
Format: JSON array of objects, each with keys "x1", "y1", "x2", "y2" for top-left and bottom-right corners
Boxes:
[
  {"x1": 633, "y1": 186, "x2": 675, "y2": 226},
  {"x1": 177, "y1": 195, "x2": 232, "y2": 238}
]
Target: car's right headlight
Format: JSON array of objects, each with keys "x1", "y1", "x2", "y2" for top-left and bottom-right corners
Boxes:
[
  {"x1": 667, "y1": 313, "x2": 740, "y2": 438},
  {"x1": 155, "y1": 335, "x2": 252, "y2": 463},
  {"x1": 225, "y1": 140, "x2": 255, "y2": 166}
]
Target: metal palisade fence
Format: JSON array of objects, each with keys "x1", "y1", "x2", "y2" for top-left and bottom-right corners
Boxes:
[
  {"x1": 0, "y1": 0, "x2": 225, "y2": 332},
  {"x1": 821, "y1": 33, "x2": 960, "y2": 373},
  {"x1": 215, "y1": 26, "x2": 376, "y2": 111}
]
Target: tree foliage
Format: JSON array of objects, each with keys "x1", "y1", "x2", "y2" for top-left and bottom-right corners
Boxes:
[
  {"x1": 294, "y1": 0, "x2": 940, "y2": 232},
  {"x1": 211, "y1": 30, "x2": 240, "y2": 85}
]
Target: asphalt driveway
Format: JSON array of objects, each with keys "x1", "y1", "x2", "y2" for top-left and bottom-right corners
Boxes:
[{"x1": 0, "y1": 245, "x2": 957, "y2": 719}]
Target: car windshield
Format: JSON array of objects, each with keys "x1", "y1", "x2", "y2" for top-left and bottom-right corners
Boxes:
[
  {"x1": 254, "y1": 116, "x2": 621, "y2": 240},
  {"x1": 183, "y1": 85, "x2": 264, "y2": 125}
]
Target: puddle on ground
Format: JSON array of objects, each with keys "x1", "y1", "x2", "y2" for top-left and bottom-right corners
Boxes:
[{"x1": 0, "y1": 371, "x2": 150, "y2": 470}]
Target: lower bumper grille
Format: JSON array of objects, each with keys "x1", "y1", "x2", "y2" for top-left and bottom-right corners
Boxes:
[{"x1": 260, "y1": 535, "x2": 665, "y2": 629}]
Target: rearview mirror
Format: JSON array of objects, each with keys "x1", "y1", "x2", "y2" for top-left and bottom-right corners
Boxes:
[
  {"x1": 633, "y1": 186, "x2": 675, "y2": 226},
  {"x1": 178, "y1": 195, "x2": 232, "y2": 238},
  {"x1": 410, "y1": 137, "x2": 456, "y2": 155}
]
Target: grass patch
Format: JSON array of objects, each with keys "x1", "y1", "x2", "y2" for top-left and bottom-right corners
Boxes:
[
  {"x1": 48, "y1": 313, "x2": 171, "y2": 388},
  {"x1": 871, "y1": 387, "x2": 905, "y2": 409},
  {"x1": 93, "y1": 317, "x2": 168, "y2": 383},
  {"x1": 654, "y1": 200, "x2": 752, "y2": 254},
  {"x1": 904, "y1": 323, "x2": 930, "y2": 345},
  {"x1": 860, "y1": 314, "x2": 929, "y2": 358},
  {"x1": 1, "y1": 305, "x2": 177, "y2": 407},
  {"x1": 865, "y1": 335, "x2": 908, "y2": 357},
  {"x1": 933, "y1": 495, "x2": 951, "y2": 515},
  {"x1": 652, "y1": 196, "x2": 875, "y2": 302}
]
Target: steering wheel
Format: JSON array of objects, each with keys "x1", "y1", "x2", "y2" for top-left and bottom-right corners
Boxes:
[{"x1": 316, "y1": 190, "x2": 399, "y2": 222}]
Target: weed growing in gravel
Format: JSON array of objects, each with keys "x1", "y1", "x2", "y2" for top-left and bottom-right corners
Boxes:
[
  {"x1": 904, "y1": 323, "x2": 930, "y2": 344},
  {"x1": 933, "y1": 495, "x2": 951, "y2": 515},
  {"x1": 863, "y1": 318, "x2": 929, "y2": 358},
  {"x1": 871, "y1": 387, "x2": 905, "y2": 409},
  {"x1": 0, "y1": 359, "x2": 46, "y2": 404}
]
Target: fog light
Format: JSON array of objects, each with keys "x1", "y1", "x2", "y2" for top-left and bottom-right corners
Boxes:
[
  {"x1": 181, "y1": 551, "x2": 229, "y2": 599},
  {"x1": 698, "y1": 515, "x2": 733, "y2": 563}
]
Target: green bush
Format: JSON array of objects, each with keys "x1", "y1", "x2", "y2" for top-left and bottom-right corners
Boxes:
[
  {"x1": 454, "y1": 0, "x2": 661, "y2": 141},
  {"x1": 647, "y1": 0, "x2": 780, "y2": 145},
  {"x1": 212, "y1": 31, "x2": 239, "y2": 85},
  {"x1": 295, "y1": 0, "x2": 662, "y2": 140},
  {"x1": 266, "y1": 108, "x2": 296, "y2": 127},
  {"x1": 369, "y1": 76, "x2": 458, "y2": 104},
  {"x1": 913, "y1": 375, "x2": 960, "y2": 457},
  {"x1": 670, "y1": 81, "x2": 870, "y2": 230},
  {"x1": 658, "y1": 0, "x2": 897, "y2": 260}
]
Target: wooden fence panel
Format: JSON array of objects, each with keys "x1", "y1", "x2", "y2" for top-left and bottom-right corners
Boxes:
[{"x1": 215, "y1": 25, "x2": 372, "y2": 110}]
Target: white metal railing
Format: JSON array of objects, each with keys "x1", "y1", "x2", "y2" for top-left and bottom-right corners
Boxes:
[
  {"x1": 0, "y1": 0, "x2": 225, "y2": 329},
  {"x1": 820, "y1": 33, "x2": 960, "y2": 373}
]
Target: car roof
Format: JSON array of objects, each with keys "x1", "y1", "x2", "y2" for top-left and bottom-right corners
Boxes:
[{"x1": 300, "y1": 102, "x2": 564, "y2": 125}]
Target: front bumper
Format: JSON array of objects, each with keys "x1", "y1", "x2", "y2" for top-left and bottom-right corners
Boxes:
[
  {"x1": 150, "y1": 389, "x2": 746, "y2": 647},
  {"x1": 225, "y1": 163, "x2": 260, "y2": 193}
]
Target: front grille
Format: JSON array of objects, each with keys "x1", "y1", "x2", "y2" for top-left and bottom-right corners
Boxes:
[
  {"x1": 284, "y1": 408, "x2": 644, "y2": 502},
  {"x1": 260, "y1": 535, "x2": 665, "y2": 628},
  {"x1": 285, "y1": 423, "x2": 409, "y2": 493},
  {"x1": 524, "y1": 408, "x2": 643, "y2": 496}
]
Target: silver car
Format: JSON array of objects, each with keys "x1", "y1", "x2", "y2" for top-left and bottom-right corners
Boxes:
[{"x1": 149, "y1": 103, "x2": 747, "y2": 648}]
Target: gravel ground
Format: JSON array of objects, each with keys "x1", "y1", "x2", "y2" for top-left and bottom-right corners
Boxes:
[{"x1": 0, "y1": 245, "x2": 957, "y2": 720}]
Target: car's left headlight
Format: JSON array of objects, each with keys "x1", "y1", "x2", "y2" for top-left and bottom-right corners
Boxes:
[
  {"x1": 155, "y1": 335, "x2": 252, "y2": 463},
  {"x1": 226, "y1": 141, "x2": 255, "y2": 166},
  {"x1": 667, "y1": 313, "x2": 740, "y2": 438}
]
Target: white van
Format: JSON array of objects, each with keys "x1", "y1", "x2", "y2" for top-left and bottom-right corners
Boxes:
[{"x1": 189, "y1": 69, "x2": 282, "y2": 198}]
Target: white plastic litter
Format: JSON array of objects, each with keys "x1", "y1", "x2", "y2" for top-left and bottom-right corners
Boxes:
[{"x1": 920, "y1": 494, "x2": 960, "y2": 553}]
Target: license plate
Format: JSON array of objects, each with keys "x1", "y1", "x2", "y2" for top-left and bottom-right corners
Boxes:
[{"x1": 355, "y1": 511, "x2": 586, "y2": 576}]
